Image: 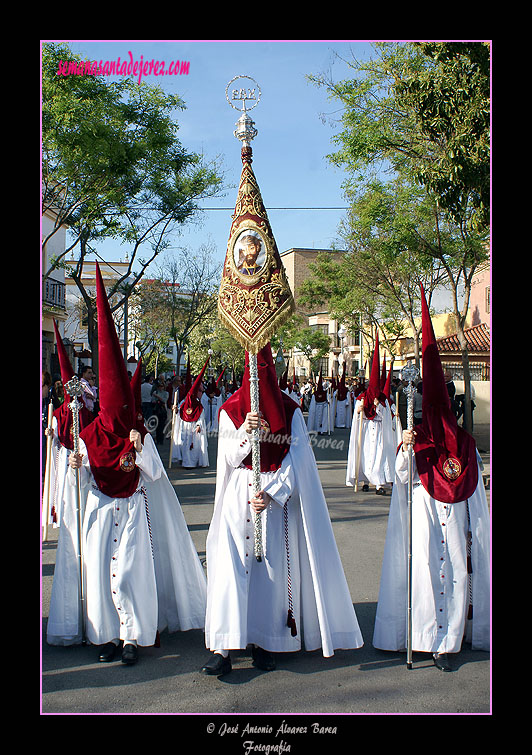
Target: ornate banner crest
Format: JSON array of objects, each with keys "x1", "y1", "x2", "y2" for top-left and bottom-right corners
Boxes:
[{"x1": 218, "y1": 145, "x2": 294, "y2": 354}]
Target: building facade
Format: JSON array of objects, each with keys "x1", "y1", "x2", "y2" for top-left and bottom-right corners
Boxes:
[
  {"x1": 279, "y1": 246, "x2": 490, "y2": 389},
  {"x1": 280, "y1": 248, "x2": 364, "y2": 378},
  {"x1": 42, "y1": 208, "x2": 68, "y2": 376}
]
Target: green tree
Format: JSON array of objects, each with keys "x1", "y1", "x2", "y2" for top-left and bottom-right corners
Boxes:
[
  {"x1": 395, "y1": 42, "x2": 490, "y2": 232},
  {"x1": 188, "y1": 312, "x2": 246, "y2": 379},
  {"x1": 42, "y1": 42, "x2": 223, "y2": 371},
  {"x1": 299, "y1": 178, "x2": 449, "y2": 367},
  {"x1": 129, "y1": 277, "x2": 173, "y2": 377},
  {"x1": 308, "y1": 41, "x2": 490, "y2": 432}
]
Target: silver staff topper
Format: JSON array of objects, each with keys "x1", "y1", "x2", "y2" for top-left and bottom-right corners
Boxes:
[
  {"x1": 401, "y1": 363, "x2": 419, "y2": 432},
  {"x1": 226, "y1": 74, "x2": 261, "y2": 147},
  {"x1": 65, "y1": 376, "x2": 84, "y2": 452}
]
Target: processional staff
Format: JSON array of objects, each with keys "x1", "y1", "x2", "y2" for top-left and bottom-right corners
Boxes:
[
  {"x1": 354, "y1": 367, "x2": 366, "y2": 493},
  {"x1": 168, "y1": 385, "x2": 178, "y2": 469},
  {"x1": 42, "y1": 398, "x2": 54, "y2": 542},
  {"x1": 401, "y1": 361, "x2": 420, "y2": 669},
  {"x1": 64, "y1": 375, "x2": 86, "y2": 642},
  {"x1": 218, "y1": 76, "x2": 295, "y2": 561}
]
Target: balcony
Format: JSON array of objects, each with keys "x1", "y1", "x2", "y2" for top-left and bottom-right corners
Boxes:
[{"x1": 43, "y1": 277, "x2": 66, "y2": 310}]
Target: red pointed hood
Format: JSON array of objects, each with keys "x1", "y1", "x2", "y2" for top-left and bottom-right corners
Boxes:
[
  {"x1": 180, "y1": 357, "x2": 209, "y2": 421},
  {"x1": 52, "y1": 319, "x2": 93, "y2": 449},
  {"x1": 380, "y1": 353, "x2": 387, "y2": 391},
  {"x1": 222, "y1": 343, "x2": 298, "y2": 472},
  {"x1": 214, "y1": 368, "x2": 225, "y2": 396},
  {"x1": 80, "y1": 263, "x2": 140, "y2": 498},
  {"x1": 314, "y1": 371, "x2": 327, "y2": 402},
  {"x1": 94, "y1": 263, "x2": 136, "y2": 435},
  {"x1": 53, "y1": 319, "x2": 75, "y2": 385},
  {"x1": 361, "y1": 332, "x2": 384, "y2": 419},
  {"x1": 413, "y1": 284, "x2": 478, "y2": 503},
  {"x1": 337, "y1": 362, "x2": 348, "y2": 401}
]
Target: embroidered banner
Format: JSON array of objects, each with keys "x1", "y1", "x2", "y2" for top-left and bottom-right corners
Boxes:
[{"x1": 218, "y1": 146, "x2": 294, "y2": 354}]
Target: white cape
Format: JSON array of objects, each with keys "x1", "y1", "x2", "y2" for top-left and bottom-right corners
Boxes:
[
  {"x1": 205, "y1": 408, "x2": 363, "y2": 657},
  {"x1": 46, "y1": 433, "x2": 206, "y2": 646},
  {"x1": 307, "y1": 395, "x2": 332, "y2": 434},
  {"x1": 172, "y1": 402, "x2": 209, "y2": 467},
  {"x1": 373, "y1": 448, "x2": 490, "y2": 653},
  {"x1": 43, "y1": 416, "x2": 70, "y2": 530},
  {"x1": 333, "y1": 391, "x2": 352, "y2": 429},
  {"x1": 202, "y1": 393, "x2": 223, "y2": 432},
  {"x1": 346, "y1": 400, "x2": 398, "y2": 487}
]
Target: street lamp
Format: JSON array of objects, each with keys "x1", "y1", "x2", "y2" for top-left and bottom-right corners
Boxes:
[{"x1": 337, "y1": 325, "x2": 347, "y2": 375}]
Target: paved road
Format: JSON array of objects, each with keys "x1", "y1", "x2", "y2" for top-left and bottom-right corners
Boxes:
[{"x1": 41, "y1": 420, "x2": 491, "y2": 723}]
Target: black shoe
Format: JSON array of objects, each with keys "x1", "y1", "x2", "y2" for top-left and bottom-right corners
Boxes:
[
  {"x1": 251, "y1": 646, "x2": 276, "y2": 671},
  {"x1": 121, "y1": 643, "x2": 138, "y2": 665},
  {"x1": 201, "y1": 653, "x2": 232, "y2": 676},
  {"x1": 362, "y1": 484, "x2": 369, "y2": 492},
  {"x1": 433, "y1": 652, "x2": 452, "y2": 671},
  {"x1": 98, "y1": 642, "x2": 119, "y2": 662},
  {"x1": 375, "y1": 487, "x2": 389, "y2": 496}
]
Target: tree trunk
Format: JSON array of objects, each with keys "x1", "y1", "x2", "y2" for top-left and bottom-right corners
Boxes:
[{"x1": 457, "y1": 328, "x2": 473, "y2": 434}]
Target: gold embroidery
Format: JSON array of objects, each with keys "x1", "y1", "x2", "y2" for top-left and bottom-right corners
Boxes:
[
  {"x1": 120, "y1": 452, "x2": 135, "y2": 473},
  {"x1": 442, "y1": 457, "x2": 461, "y2": 480}
]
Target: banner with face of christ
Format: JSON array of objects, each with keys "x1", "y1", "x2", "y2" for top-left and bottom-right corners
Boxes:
[{"x1": 218, "y1": 146, "x2": 294, "y2": 354}]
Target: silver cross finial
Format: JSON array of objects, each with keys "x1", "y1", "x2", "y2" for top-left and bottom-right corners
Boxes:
[
  {"x1": 65, "y1": 375, "x2": 84, "y2": 398},
  {"x1": 226, "y1": 75, "x2": 261, "y2": 147}
]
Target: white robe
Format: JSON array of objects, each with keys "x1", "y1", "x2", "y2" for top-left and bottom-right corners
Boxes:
[
  {"x1": 205, "y1": 408, "x2": 363, "y2": 656},
  {"x1": 383, "y1": 399, "x2": 403, "y2": 451},
  {"x1": 172, "y1": 402, "x2": 209, "y2": 467},
  {"x1": 201, "y1": 393, "x2": 223, "y2": 432},
  {"x1": 333, "y1": 391, "x2": 352, "y2": 429},
  {"x1": 307, "y1": 395, "x2": 332, "y2": 434},
  {"x1": 43, "y1": 416, "x2": 71, "y2": 529},
  {"x1": 345, "y1": 400, "x2": 397, "y2": 487},
  {"x1": 46, "y1": 433, "x2": 207, "y2": 647},
  {"x1": 373, "y1": 447, "x2": 490, "y2": 653}
]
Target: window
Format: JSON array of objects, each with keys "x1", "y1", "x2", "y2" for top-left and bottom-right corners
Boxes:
[
  {"x1": 316, "y1": 357, "x2": 329, "y2": 375},
  {"x1": 445, "y1": 362, "x2": 490, "y2": 381},
  {"x1": 310, "y1": 323, "x2": 329, "y2": 335}
]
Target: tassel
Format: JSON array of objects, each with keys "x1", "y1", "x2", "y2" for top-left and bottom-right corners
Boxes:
[
  {"x1": 190, "y1": 443, "x2": 194, "y2": 450},
  {"x1": 154, "y1": 630, "x2": 161, "y2": 648},
  {"x1": 467, "y1": 531, "x2": 473, "y2": 574},
  {"x1": 467, "y1": 605, "x2": 473, "y2": 620},
  {"x1": 286, "y1": 609, "x2": 297, "y2": 637}
]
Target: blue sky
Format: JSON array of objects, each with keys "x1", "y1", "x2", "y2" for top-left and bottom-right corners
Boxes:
[{"x1": 58, "y1": 39, "x2": 380, "y2": 271}]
